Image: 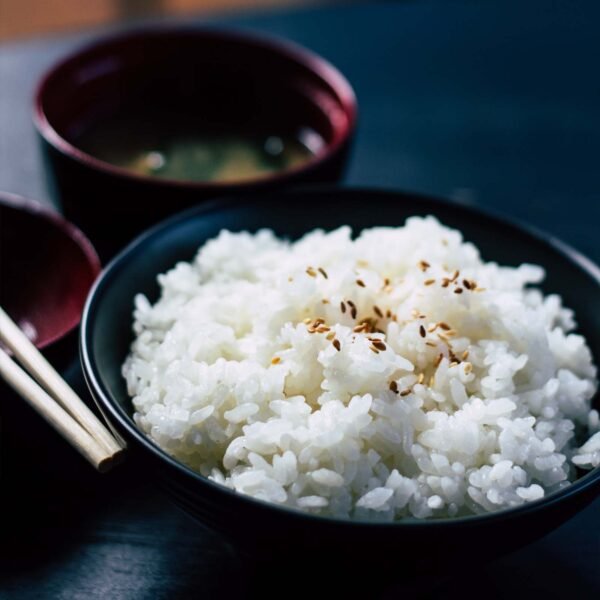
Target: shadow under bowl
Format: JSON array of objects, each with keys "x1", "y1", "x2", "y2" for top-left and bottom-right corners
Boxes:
[
  {"x1": 0, "y1": 191, "x2": 101, "y2": 355},
  {"x1": 34, "y1": 27, "x2": 357, "y2": 259},
  {"x1": 80, "y1": 188, "x2": 600, "y2": 570}
]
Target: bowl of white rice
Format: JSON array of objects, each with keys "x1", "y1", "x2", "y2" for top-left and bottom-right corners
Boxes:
[{"x1": 81, "y1": 188, "x2": 600, "y2": 567}]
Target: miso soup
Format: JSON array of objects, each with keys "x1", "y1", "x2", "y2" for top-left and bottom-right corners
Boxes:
[{"x1": 74, "y1": 111, "x2": 323, "y2": 183}]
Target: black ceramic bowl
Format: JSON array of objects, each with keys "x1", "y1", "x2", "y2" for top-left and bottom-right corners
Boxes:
[
  {"x1": 34, "y1": 27, "x2": 357, "y2": 258},
  {"x1": 81, "y1": 188, "x2": 600, "y2": 570}
]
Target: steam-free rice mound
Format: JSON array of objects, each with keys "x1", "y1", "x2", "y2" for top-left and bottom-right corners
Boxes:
[{"x1": 124, "y1": 217, "x2": 600, "y2": 520}]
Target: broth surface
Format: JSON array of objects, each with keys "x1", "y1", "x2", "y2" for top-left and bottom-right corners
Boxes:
[{"x1": 75, "y1": 112, "x2": 322, "y2": 183}]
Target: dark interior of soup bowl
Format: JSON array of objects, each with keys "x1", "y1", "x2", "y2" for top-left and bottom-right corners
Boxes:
[
  {"x1": 36, "y1": 28, "x2": 355, "y2": 185},
  {"x1": 81, "y1": 188, "x2": 600, "y2": 564},
  {"x1": 0, "y1": 192, "x2": 100, "y2": 351}
]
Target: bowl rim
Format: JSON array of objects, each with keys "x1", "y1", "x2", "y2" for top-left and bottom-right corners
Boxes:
[
  {"x1": 33, "y1": 25, "x2": 358, "y2": 190},
  {"x1": 81, "y1": 186, "x2": 600, "y2": 528},
  {"x1": 0, "y1": 191, "x2": 101, "y2": 349}
]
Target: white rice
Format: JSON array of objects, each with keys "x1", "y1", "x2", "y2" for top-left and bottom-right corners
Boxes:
[{"x1": 123, "y1": 217, "x2": 599, "y2": 520}]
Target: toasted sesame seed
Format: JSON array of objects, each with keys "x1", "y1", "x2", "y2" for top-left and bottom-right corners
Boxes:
[
  {"x1": 314, "y1": 318, "x2": 325, "y2": 325},
  {"x1": 369, "y1": 344, "x2": 380, "y2": 354},
  {"x1": 373, "y1": 305, "x2": 383, "y2": 318},
  {"x1": 441, "y1": 279, "x2": 450, "y2": 288},
  {"x1": 400, "y1": 389, "x2": 411, "y2": 397},
  {"x1": 303, "y1": 317, "x2": 312, "y2": 324},
  {"x1": 428, "y1": 324, "x2": 438, "y2": 333},
  {"x1": 350, "y1": 306, "x2": 357, "y2": 319},
  {"x1": 389, "y1": 380, "x2": 398, "y2": 393},
  {"x1": 424, "y1": 279, "x2": 435, "y2": 286},
  {"x1": 316, "y1": 325, "x2": 330, "y2": 333},
  {"x1": 306, "y1": 266, "x2": 317, "y2": 277},
  {"x1": 438, "y1": 333, "x2": 449, "y2": 343},
  {"x1": 326, "y1": 331, "x2": 336, "y2": 340},
  {"x1": 445, "y1": 329, "x2": 457, "y2": 337},
  {"x1": 271, "y1": 356, "x2": 281, "y2": 365},
  {"x1": 434, "y1": 353, "x2": 443, "y2": 367},
  {"x1": 418, "y1": 260, "x2": 431, "y2": 271},
  {"x1": 419, "y1": 325, "x2": 426, "y2": 338},
  {"x1": 372, "y1": 340, "x2": 387, "y2": 351},
  {"x1": 429, "y1": 375, "x2": 436, "y2": 387},
  {"x1": 353, "y1": 324, "x2": 367, "y2": 332},
  {"x1": 356, "y1": 279, "x2": 366, "y2": 288},
  {"x1": 322, "y1": 298, "x2": 329, "y2": 304},
  {"x1": 475, "y1": 287, "x2": 486, "y2": 293},
  {"x1": 462, "y1": 350, "x2": 469, "y2": 360},
  {"x1": 340, "y1": 301, "x2": 346, "y2": 313},
  {"x1": 347, "y1": 300, "x2": 355, "y2": 308},
  {"x1": 450, "y1": 270, "x2": 459, "y2": 282},
  {"x1": 426, "y1": 341, "x2": 437, "y2": 347},
  {"x1": 417, "y1": 373, "x2": 425, "y2": 384},
  {"x1": 462, "y1": 279, "x2": 472, "y2": 290},
  {"x1": 318, "y1": 267, "x2": 328, "y2": 279},
  {"x1": 386, "y1": 309, "x2": 392, "y2": 318},
  {"x1": 439, "y1": 322, "x2": 451, "y2": 331},
  {"x1": 411, "y1": 309, "x2": 420, "y2": 318},
  {"x1": 332, "y1": 339, "x2": 341, "y2": 351},
  {"x1": 383, "y1": 277, "x2": 391, "y2": 286},
  {"x1": 454, "y1": 288, "x2": 463, "y2": 294}
]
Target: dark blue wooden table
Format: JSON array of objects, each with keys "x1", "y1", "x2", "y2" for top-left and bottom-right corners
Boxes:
[{"x1": 1, "y1": 1, "x2": 599, "y2": 597}]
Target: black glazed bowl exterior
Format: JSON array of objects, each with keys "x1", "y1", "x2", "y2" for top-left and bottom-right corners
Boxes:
[
  {"x1": 80, "y1": 188, "x2": 600, "y2": 566},
  {"x1": 34, "y1": 27, "x2": 357, "y2": 259}
]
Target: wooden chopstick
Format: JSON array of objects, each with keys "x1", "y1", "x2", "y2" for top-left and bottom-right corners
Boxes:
[
  {"x1": 0, "y1": 306, "x2": 125, "y2": 470},
  {"x1": 0, "y1": 348, "x2": 119, "y2": 472}
]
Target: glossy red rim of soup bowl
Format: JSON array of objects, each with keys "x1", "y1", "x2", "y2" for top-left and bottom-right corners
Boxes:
[
  {"x1": 0, "y1": 192, "x2": 101, "y2": 349},
  {"x1": 33, "y1": 27, "x2": 358, "y2": 189}
]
